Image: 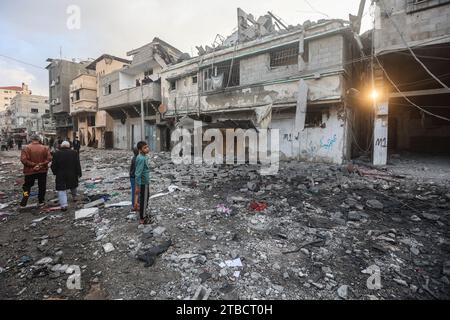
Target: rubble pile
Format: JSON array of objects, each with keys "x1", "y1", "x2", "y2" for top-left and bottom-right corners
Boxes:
[{"x1": 0, "y1": 149, "x2": 449, "y2": 300}]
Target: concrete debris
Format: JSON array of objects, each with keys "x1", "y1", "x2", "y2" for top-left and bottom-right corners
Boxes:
[
  {"x1": 1, "y1": 148, "x2": 449, "y2": 300},
  {"x1": 75, "y1": 208, "x2": 99, "y2": 220},
  {"x1": 103, "y1": 243, "x2": 115, "y2": 253},
  {"x1": 192, "y1": 286, "x2": 211, "y2": 300},
  {"x1": 337, "y1": 285, "x2": 348, "y2": 300}
]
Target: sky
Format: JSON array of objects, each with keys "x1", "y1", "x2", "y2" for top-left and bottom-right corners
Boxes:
[{"x1": 0, "y1": 0, "x2": 373, "y2": 96}]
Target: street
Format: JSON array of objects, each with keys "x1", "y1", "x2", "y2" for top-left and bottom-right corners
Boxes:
[{"x1": 1, "y1": 149, "x2": 449, "y2": 300}]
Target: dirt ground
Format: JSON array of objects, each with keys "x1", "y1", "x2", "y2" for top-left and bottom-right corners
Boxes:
[{"x1": 0, "y1": 148, "x2": 449, "y2": 300}]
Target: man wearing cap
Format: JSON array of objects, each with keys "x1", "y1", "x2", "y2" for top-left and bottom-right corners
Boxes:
[
  {"x1": 51, "y1": 141, "x2": 82, "y2": 211},
  {"x1": 20, "y1": 135, "x2": 52, "y2": 207}
]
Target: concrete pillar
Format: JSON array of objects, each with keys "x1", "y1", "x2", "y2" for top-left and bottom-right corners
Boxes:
[{"x1": 373, "y1": 100, "x2": 389, "y2": 166}]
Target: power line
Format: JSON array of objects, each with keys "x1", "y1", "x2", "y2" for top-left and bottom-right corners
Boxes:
[
  {"x1": 378, "y1": 0, "x2": 448, "y2": 89},
  {"x1": 302, "y1": 0, "x2": 330, "y2": 18},
  {"x1": 375, "y1": 54, "x2": 450, "y2": 122},
  {"x1": 0, "y1": 54, "x2": 46, "y2": 70}
]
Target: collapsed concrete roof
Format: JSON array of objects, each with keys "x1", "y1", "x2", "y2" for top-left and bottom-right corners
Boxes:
[
  {"x1": 195, "y1": 8, "x2": 351, "y2": 56},
  {"x1": 126, "y1": 37, "x2": 187, "y2": 68}
]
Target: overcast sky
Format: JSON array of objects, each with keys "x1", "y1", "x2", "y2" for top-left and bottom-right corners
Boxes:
[{"x1": 0, "y1": 0, "x2": 373, "y2": 96}]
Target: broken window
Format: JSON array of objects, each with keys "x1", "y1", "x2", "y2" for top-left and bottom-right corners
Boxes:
[
  {"x1": 192, "y1": 76, "x2": 198, "y2": 84},
  {"x1": 270, "y1": 44, "x2": 299, "y2": 67},
  {"x1": 169, "y1": 80, "x2": 176, "y2": 91},
  {"x1": 144, "y1": 69, "x2": 153, "y2": 77},
  {"x1": 30, "y1": 108, "x2": 39, "y2": 114},
  {"x1": 305, "y1": 110, "x2": 323, "y2": 128},
  {"x1": 202, "y1": 60, "x2": 240, "y2": 92}
]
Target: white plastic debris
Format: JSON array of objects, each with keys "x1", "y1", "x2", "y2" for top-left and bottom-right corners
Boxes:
[
  {"x1": 150, "y1": 185, "x2": 180, "y2": 200},
  {"x1": 75, "y1": 208, "x2": 99, "y2": 220},
  {"x1": 225, "y1": 258, "x2": 243, "y2": 268},
  {"x1": 105, "y1": 201, "x2": 132, "y2": 208}
]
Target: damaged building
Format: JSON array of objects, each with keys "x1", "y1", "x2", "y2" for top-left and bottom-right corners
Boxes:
[
  {"x1": 98, "y1": 38, "x2": 185, "y2": 150},
  {"x1": 359, "y1": 0, "x2": 450, "y2": 165},
  {"x1": 160, "y1": 8, "x2": 366, "y2": 164},
  {"x1": 71, "y1": 54, "x2": 131, "y2": 149}
]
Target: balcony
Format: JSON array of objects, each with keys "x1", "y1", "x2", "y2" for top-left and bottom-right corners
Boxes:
[
  {"x1": 70, "y1": 100, "x2": 97, "y2": 115},
  {"x1": 99, "y1": 82, "x2": 161, "y2": 110}
]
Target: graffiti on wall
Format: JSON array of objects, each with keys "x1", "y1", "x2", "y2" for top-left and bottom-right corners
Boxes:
[
  {"x1": 283, "y1": 132, "x2": 300, "y2": 142},
  {"x1": 320, "y1": 134, "x2": 337, "y2": 151},
  {"x1": 375, "y1": 137, "x2": 387, "y2": 148}
]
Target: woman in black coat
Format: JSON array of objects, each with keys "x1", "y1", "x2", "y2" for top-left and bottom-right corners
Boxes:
[{"x1": 51, "y1": 141, "x2": 82, "y2": 210}]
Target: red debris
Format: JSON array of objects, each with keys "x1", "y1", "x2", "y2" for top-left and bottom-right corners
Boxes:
[{"x1": 249, "y1": 201, "x2": 268, "y2": 212}]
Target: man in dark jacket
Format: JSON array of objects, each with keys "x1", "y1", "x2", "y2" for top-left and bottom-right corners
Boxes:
[
  {"x1": 20, "y1": 135, "x2": 52, "y2": 207},
  {"x1": 51, "y1": 141, "x2": 82, "y2": 211},
  {"x1": 73, "y1": 137, "x2": 81, "y2": 154}
]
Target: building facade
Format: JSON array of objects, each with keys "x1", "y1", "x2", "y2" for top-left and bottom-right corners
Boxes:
[
  {"x1": 46, "y1": 59, "x2": 92, "y2": 139},
  {"x1": 0, "y1": 83, "x2": 32, "y2": 112},
  {"x1": 9, "y1": 94, "x2": 49, "y2": 134},
  {"x1": 71, "y1": 54, "x2": 131, "y2": 149},
  {"x1": 98, "y1": 38, "x2": 183, "y2": 150},
  {"x1": 160, "y1": 10, "x2": 364, "y2": 164}
]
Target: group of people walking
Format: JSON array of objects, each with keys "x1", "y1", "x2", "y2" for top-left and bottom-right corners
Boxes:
[{"x1": 19, "y1": 135, "x2": 152, "y2": 225}]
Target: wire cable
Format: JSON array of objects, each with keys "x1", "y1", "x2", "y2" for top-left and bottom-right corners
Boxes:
[
  {"x1": 375, "y1": 54, "x2": 450, "y2": 122},
  {"x1": 378, "y1": 0, "x2": 449, "y2": 89}
]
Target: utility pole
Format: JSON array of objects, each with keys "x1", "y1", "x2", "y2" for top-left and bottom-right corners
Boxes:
[{"x1": 140, "y1": 83, "x2": 145, "y2": 142}]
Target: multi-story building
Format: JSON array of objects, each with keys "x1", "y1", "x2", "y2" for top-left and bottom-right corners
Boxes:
[
  {"x1": 364, "y1": 0, "x2": 450, "y2": 165},
  {"x1": 71, "y1": 54, "x2": 131, "y2": 149},
  {"x1": 9, "y1": 94, "x2": 50, "y2": 134},
  {"x1": 46, "y1": 58, "x2": 92, "y2": 139},
  {"x1": 98, "y1": 38, "x2": 183, "y2": 150},
  {"x1": 160, "y1": 9, "x2": 365, "y2": 164},
  {"x1": 0, "y1": 83, "x2": 32, "y2": 112}
]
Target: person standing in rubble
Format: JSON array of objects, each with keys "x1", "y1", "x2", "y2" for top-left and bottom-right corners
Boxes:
[
  {"x1": 73, "y1": 136, "x2": 81, "y2": 154},
  {"x1": 51, "y1": 141, "x2": 82, "y2": 211},
  {"x1": 134, "y1": 141, "x2": 152, "y2": 225},
  {"x1": 19, "y1": 135, "x2": 52, "y2": 207},
  {"x1": 129, "y1": 147, "x2": 139, "y2": 213}
]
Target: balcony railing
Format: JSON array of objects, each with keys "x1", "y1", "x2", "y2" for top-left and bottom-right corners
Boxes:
[{"x1": 99, "y1": 82, "x2": 161, "y2": 110}]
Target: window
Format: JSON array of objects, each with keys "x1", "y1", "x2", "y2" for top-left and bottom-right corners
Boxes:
[
  {"x1": 406, "y1": 0, "x2": 450, "y2": 13},
  {"x1": 192, "y1": 76, "x2": 198, "y2": 84},
  {"x1": 45, "y1": 109, "x2": 50, "y2": 114},
  {"x1": 202, "y1": 59, "x2": 240, "y2": 92},
  {"x1": 31, "y1": 108, "x2": 39, "y2": 114},
  {"x1": 305, "y1": 110, "x2": 323, "y2": 128},
  {"x1": 75, "y1": 91, "x2": 80, "y2": 101},
  {"x1": 169, "y1": 81, "x2": 176, "y2": 91},
  {"x1": 144, "y1": 69, "x2": 153, "y2": 77},
  {"x1": 103, "y1": 84, "x2": 112, "y2": 95},
  {"x1": 87, "y1": 115, "x2": 96, "y2": 127},
  {"x1": 270, "y1": 45, "x2": 299, "y2": 67}
]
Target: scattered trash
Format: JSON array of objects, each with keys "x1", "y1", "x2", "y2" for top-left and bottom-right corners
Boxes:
[
  {"x1": 75, "y1": 208, "x2": 99, "y2": 220},
  {"x1": 105, "y1": 201, "x2": 132, "y2": 208},
  {"x1": 216, "y1": 204, "x2": 232, "y2": 215},
  {"x1": 84, "y1": 198, "x2": 106, "y2": 209},
  {"x1": 137, "y1": 240, "x2": 172, "y2": 267},
  {"x1": 36, "y1": 257, "x2": 53, "y2": 265},
  {"x1": 249, "y1": 201, "x2": 268, "y2": 212},
  {"x1": 0, "y1": 203, "x2": 10, "y2": 210},
  {"x1": 150, "y1": 185, "x2": 180, "y2": 200},
  {"x1": 225, "y1": 258, "x2": 243, "y2": 268}
]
